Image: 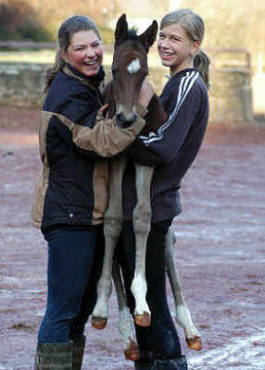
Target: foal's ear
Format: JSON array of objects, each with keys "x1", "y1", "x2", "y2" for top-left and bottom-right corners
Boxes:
[
  {"x1": 115, "y1": 14, "x2": 128, "y2": 46},
  {"x1": 139, "y1": 20, "x2": 158, "y2": 52}
]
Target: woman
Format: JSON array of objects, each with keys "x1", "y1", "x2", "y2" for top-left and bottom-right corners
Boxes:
[
  {"x1": 118, "y1": 9, "x2": 210, "y2": 370},
  {"x1": 32, "y1": 15, "x2": 153, "y2": 369}
]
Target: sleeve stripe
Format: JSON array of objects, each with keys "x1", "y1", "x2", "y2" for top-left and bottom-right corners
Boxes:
[{"x1": 138, "y1": 71, "x2": 199, "y2": 146}]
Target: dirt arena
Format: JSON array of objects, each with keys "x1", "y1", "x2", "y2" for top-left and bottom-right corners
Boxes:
[{"x1": 0, "y1": 107, "x2": 264, "y2": 369}]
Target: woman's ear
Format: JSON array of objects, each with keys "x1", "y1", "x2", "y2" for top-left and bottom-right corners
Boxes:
[
  {"x1": 192, "y1": 41, "x2": 200, "y2": 56},
  {"x1": 60, "y1": 49, "x2": 68, "y2": 63}
]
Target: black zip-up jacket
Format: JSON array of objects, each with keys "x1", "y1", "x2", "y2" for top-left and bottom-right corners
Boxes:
[
  {"x1": 31, "y1": 65, "x2": 147, "y2": 230},
  {"x1": 123, "y1": 68, "x2": 209, "y2": 221}
]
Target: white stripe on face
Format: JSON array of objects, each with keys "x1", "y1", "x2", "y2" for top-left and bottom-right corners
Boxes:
[{"x1": 127, "y1": 58, "x2": 141, "y2": 74}]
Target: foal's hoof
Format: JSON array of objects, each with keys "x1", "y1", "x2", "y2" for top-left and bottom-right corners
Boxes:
[
  {"x1": 134, "y1": 312, "x2": 151, "y2": 327},
  {"x1": 124, "y1": 339, "x2": 140, "y2": 361},
  {"x1": 186, "y1": 336, "x2": 202, "y2": 351},
  {"x1": 91, "y1": 316, "x2": 107, "y2": 329}
]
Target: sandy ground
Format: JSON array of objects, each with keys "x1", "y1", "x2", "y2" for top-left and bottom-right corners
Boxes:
[{"x1": 0, "y1": 107, "x2": 265, "y2": 369}]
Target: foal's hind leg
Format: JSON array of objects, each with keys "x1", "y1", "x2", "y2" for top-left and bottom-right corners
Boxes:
[
  {"x1": 131, "y1": 164, "x2": 154, "y2": 327},
  {"x1": 91, "y1": 157, "x2": 127, "y2": 329},
  {"x1": 165, "y1": 228, "x2": 202, "y2": 350},
  {"x1": 112, "y1": 256, "x2": 140, "y2": 361}
]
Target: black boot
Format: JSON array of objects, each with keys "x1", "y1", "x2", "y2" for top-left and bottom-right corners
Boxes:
[
  {"x1": 34, "y1": 342, "x2": 72, "y2": 369},
  {"x1": 72, "y1": 335, "x2": 86, "y2": 370},
  {"x1": 155, "y1": 356, "x2": 188, "y2": 370},
  {"x1": 135, "y1": 355, "x2": 188, "y2": 370},
  {"x1": 135, "y1": 360, "x2": 155, "y2": 369}
]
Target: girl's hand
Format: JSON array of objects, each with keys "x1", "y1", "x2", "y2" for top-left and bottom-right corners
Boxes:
[
  {"x1": 99, "y1": 104, "x2": 109, "y2": 115},
  {"x1": 98, "y1": 103, "x2": 109, "y2": 118},
  {"x1": 138, "y1": 79, "x2": 154, "y2": 107}
]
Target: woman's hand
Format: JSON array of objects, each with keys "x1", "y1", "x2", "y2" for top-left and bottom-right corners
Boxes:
[{"x1": 138, "y1": 79, "x2": 155, "y2": 107}]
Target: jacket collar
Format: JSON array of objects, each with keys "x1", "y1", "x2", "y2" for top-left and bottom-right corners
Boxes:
[
  {"x1": 63, "y1": 63, "x2": 105, "y2": 91},
  {"x1": 171, "y1": 68, "x2": 197, "y2": 79}
]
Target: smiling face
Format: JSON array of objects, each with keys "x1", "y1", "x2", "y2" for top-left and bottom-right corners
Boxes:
[
  {"x1": 62, "y1": 30, "x2": 103, "y2": 77},
  {"x1": 157, "y1": 23, "x2": 199, "y2": 76}
]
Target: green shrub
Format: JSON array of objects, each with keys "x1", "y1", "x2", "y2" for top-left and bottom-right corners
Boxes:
[
  {"x1": 0, "y1": 0, "x2": 53, "y2": 41},
  {"x1": 17, "y1": 18, "x2": 53, "y2": 41}
]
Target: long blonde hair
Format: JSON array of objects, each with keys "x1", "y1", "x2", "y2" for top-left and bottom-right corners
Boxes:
[{"x1": 160, "y1": 9, "x2": 210, "y2": 89}]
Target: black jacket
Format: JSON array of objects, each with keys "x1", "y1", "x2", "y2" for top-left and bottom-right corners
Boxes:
[
  {"x1": 31, "y1": 65, "x2": 146, "y2": 230},
  {"x1": 123, "y1": 68, "x2": 209, "y2": 221}
]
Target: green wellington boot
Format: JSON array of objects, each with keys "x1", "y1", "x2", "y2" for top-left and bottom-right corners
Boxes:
[
  {"x1": 34, "y1": 342, "x2": 73, "y2": 370},
  {"x1": 72, "y1": 335, "x2": 86, "y2": 370}
]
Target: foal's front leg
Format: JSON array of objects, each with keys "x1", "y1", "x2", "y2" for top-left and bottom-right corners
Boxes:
[
  {"x1": 91, "y1": 157, "x2": 127, "y2": 329},
  {"x1": 131, "y1": 164, "x2": 154, "y2": 327},
  {"x1": 165, "y1": 228, "x2": 202, "y2": 350}
]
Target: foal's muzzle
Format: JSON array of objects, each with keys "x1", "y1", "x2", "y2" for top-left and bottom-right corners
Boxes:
[{"x1": 116, "y1": 112, "x2": 137, "y2": 128}]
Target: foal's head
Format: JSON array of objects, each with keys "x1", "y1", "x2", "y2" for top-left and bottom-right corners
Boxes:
[{"x1": 112, "y1": 14, "x2": 158, "y2": 127}]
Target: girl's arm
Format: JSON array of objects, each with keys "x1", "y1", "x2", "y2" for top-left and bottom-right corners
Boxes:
[{"x1": 125, "y1": 82, "x2": 208, "y2": 166}]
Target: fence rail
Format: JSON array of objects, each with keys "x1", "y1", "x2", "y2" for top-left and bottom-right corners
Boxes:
[
  {"x1": 0, "y1": 41, "x2": 113, "y2": 52},
  {"x1": 0, "y1": 41, "x2": 57, "y2": 49},
  {"x1": 207, "y1": 47, "x2": 251, "y2": 72}
]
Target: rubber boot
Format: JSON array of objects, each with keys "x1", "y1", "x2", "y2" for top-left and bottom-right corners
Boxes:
[
  {"x1": 135, "y1": 360, "x2": 155, "y2": 369},
  {"x1": 34, "y1": 342, "x2": 72, "y2": 369},
  {"x1": 72, "y1": 335, "x2": 86, "y2": 370},
  {"x1": 155, "y1": 356, "x2": 188, "y2": 370}
]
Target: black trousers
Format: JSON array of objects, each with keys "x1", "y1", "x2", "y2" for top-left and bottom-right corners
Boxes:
[{"x1": 117, "y1": 220, "x2": 182, "y2": 360}]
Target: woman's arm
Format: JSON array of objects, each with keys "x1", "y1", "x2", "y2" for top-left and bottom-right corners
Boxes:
[
  {"x1": 125, "y1": 82, "x2": 208, "y2": 166},
  {"x1": 45, "y1": 84, "x2": 149, "y2": 159},
  {"x1": 58, "y1": 104, "x2": 147, "y2": 158}
]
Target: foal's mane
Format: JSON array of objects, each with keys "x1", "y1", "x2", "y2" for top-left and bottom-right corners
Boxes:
[{"x1": 128, "y1": 28, "x2": 138, "y2": 39}]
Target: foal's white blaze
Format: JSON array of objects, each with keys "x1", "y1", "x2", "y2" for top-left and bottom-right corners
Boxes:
[{"x1": 127, "y1": 58, "x2": 141, "y2": 74}]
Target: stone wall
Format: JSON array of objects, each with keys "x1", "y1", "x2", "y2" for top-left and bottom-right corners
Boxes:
[
  {"x1": 0, "y1": 63, "x2": 47, "y2": 108},
  {"x1": 0, "y1": 63, "x2": 111, "y2": 108},
  {"x1": 209, "y1": 68, "x2": 254, "y2": 122},
  {"x1": 0, "y1": 62, "x2": 254, "y2": 122}
]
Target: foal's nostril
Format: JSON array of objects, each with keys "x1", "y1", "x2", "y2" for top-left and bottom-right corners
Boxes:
[{"x1": 116, "y1": 112, "x2": 137, "y2": 127}]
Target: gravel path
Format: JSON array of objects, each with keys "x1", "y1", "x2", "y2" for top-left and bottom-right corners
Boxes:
[{"x1": 0, "y1": 110, "x2": 264, "y2": 369}]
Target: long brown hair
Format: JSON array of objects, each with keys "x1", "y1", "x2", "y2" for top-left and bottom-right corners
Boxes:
[
  {"x1": 44, "y1": 15, "x2": 101, "y2": 92},
  {"x1": 160, "y1": 9, "x2": 210, "y2": 89}
]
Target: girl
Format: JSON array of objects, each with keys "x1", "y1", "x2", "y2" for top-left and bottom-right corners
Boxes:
[
  {"x1": 32, "y1": 15, "x2": 153, "y2": 369},
  {"x1": 118, "y1": 9, "x2": 210, "y2": 370}
]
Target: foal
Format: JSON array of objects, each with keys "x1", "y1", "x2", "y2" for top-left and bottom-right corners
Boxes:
[
  {"x1": 92, "y1": 13, "x2": 164, "y2": 329},
  {"x1": 91, "y1": 14, "x2": 202, "y2": 359}
]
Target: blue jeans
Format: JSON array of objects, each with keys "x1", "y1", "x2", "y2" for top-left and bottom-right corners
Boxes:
[{"x1": 38, "y1": 225, "x2": 104, "y2": 343}]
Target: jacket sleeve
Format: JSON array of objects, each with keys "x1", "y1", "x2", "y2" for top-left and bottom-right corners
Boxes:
[
  {"x1": 125, "y1": 83, "x2": 205, "y2": 166},
  {"x1": 49, "y1": 86, "x2": 147, "y2": 159}
]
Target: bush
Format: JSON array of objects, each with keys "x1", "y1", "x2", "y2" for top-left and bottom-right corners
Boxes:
[
  {"x1": 0, "y1": 0, "x2": 53, "y2": 41},
  {"x1": 17, "y1": 18, "x2": 52, "y2": 42}
]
